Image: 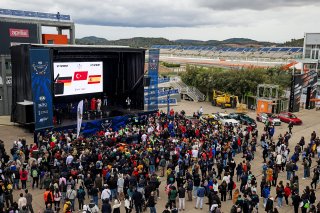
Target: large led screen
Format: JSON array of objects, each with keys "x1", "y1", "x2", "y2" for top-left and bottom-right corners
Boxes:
[{"x1": 53, "y1": 61, "x2": 103, "y2": 96}]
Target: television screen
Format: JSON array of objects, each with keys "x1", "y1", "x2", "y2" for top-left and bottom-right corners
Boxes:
[{"x1": 53, "y1": 61, "x2": 103, "y2": 96}]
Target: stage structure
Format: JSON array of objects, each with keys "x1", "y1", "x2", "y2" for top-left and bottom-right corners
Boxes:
[
  {"x1": 289, "y1": 33, "x2": 320, "y2": 112},
  {"x1": 10, "y1": 44, "x2": 151, "y2": 133}
]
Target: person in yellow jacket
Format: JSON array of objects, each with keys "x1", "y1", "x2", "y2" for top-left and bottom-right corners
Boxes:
[
  {"x1": 232, "y1": 189, "x2": 240, "y2": 204},
  {"x1": 266, "y1": 167, "x2": 273, "y2": 186},
  {"x1": 63, "y1": 198, "x2": 72, "y2": 213}
]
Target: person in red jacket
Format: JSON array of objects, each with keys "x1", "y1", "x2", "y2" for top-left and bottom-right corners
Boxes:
[
  {"x1": 91, "y1": 98, "x2": 96, "y2": 111},
  {"x1": 284, "y1": 182, "x2": 291, "y2": 206},
  {"x1": 20, "y1": 168, "x2": 28, "y2": 189}
]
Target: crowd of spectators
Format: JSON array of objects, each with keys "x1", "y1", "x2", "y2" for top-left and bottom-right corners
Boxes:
[{"x1": 0, "y1": 110, "x2": 320, "y2": 213}]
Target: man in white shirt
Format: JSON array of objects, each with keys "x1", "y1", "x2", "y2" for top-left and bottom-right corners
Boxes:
[
  {"x1": 101, "y1": 185, "x2": 112, "y2": 201},
  {"x1": 192, "y1": 148, "x2": 199, "y2": 159},
  {"x1": 117, "y1": 174, "x2": 125, "y2": 200},
  {"x1": 141, "y1": 133, "x2": 147, "y2": 144},
  {"x1": 18, "y1": 193, "x2": 27, "y2": 209},
  {"x1": 66, "y1": 154, "x2": 74, "y2": 165}
]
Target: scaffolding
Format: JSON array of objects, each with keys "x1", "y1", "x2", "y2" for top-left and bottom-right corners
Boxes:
[
  {"x1": 257, "y1": 84, "x2": 279, "y2": 100},
  {"x1": 256, "y1": 84, "x2": 289, "y2": 113}
]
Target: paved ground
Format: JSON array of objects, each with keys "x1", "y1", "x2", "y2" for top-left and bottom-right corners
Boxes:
[{"x1": 1, "y1": 100, "x2": 320, "y2": 212}]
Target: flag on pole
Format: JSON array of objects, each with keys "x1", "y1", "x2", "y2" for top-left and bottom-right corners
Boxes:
[{"x1": 77, "y1": 100, "x2": 83, "y2": 138}]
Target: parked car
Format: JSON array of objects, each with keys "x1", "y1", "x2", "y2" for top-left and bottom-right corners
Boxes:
[
  {"x1": 200, "y1": 114, "x2": 221, "y2": 125},
  {"x1": 256, "y1": 112, "x2": 281, "y2": 126},
  {"x1": 215, "y1": 113, "x2": 240, "y2": 126},
  {"x1": 229, "y1": 113, "x2": 256, "y2": 127},
  {"x1": 278, "y1": 112, "x2": 302, "y2": 125}
]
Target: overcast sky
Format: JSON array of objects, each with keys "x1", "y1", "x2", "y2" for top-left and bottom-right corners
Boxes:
[{"x1": 1, "y1": 0, "x2": 319, "y2": 42}]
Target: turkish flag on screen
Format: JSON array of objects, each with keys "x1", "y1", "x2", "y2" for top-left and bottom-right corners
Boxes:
[{"x1": 74, "y1": 71, "x2": 88, "y2": 81}]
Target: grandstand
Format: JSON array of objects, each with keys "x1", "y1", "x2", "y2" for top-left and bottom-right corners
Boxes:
[{"x1": 151, "y1": 45, "x2": 303, "y2": 63}]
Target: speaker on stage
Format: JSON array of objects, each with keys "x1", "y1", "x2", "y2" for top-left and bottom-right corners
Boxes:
[
  {"x1": 54, "y1": 82, "x2": 64, "y2": 95},
  {"x1": 143, "y1": 77, "x2": 151, "y2": 87},
  {"x1": 16, "y1": 101, "x2": 34, "y2": 124}
]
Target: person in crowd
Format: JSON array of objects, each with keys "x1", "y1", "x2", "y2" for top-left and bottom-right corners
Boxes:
[
  {"x1": 62, "y1": 198, "x2": 72, "y2": 213},
  {"x1": 77, "y1": 186, "x2": 86, "y2": 210},
  {"x1": 44, "y1": 188, "x2": 53, "y2": 209},
  {"x1": 195, "y1": 184, "x2": 205, "y2": 210},
  {"x1": 102, "y1": 198, "x2": 112, "y2": 213},
  {"x1": 66, "y1": 186, "x2": 76, "y2": 211},
  {"x1": 54, "y1": 188, "x2": 62, "y2": 212},
  {"x1": 177, "y1": 185, "x2": 185, "y2": 211},
  {"x1": 24, "y1": 189, "x2": 34, "y2": 213},
  {"x1": 18, "y1": 193, "x2": 27, "y2": 210},
  {"x1": 112, "y1": 199, "x2": 121, "y2": 213}
]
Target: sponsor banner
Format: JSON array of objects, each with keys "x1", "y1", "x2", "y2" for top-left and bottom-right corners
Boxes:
[
  {"x1": 36, "y1": 111, "x2": 156, "y2": 138},
  {"x1": 30, "y1": 48, "x2": 53, "y2": 130},
  {"x1": 146, "y1": 49, "x2": 159, "y2": 111},
  {"x1": 289, "y1": 70, "x2": 318, "y2": 112},
  {"x1": 9, "y1": 28, "x2": 29, "y2": 37}
]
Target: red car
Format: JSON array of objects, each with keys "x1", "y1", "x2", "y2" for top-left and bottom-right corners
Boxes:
[{"x1": 278, "y1": 112, "x2": 302, "y2": 125}]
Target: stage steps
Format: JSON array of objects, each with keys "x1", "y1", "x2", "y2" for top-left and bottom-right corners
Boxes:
[{"x1": 168, "y1": 77, "x2": 206, "y2": 102}]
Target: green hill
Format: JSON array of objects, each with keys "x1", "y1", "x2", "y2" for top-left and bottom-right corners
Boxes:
[{"x1": 75, "y1": 36, "x2": 300, "y2": 48}]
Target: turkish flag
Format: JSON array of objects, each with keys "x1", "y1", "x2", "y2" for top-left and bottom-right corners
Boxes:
[{"x1": 74, "y1": 71, "x2": 88, "y2": 81}]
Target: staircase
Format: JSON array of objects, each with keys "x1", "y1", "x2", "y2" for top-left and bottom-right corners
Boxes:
[{"x1": 169, "y1": 77, "x2": 205, "y2": 102}]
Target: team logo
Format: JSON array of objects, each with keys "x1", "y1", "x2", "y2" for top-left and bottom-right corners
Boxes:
[
  {"x1": 39, "y1": 96, "x2": 46, "y2": 101},
  {"x1": 39, "y1": 117, "x2": 48, "y2": 123},
  {"x1": 32, "y1": 61, "x2": 48, "y2": 75},
  {"x1": 149, "y1": 59, "x2": 158, "y2": 70},
  {"x1": 9, "y1": 28, "x2": 29, "y2": 38},
  {"x1": 38, "y1": 103, "x2": 47, "y2": 108}
]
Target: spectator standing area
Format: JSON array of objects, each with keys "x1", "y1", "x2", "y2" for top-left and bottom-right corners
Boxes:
[{"x1": 1, "y1": 101, "x2": 320, "y2": 213}]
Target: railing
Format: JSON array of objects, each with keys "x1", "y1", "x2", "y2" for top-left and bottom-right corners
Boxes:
[
  {"x1": 0, "y1": 8, "x2": 71, "y2": 21},
  {"x1": 168, "y1": 78, "x2": 205, "y2": 102}
]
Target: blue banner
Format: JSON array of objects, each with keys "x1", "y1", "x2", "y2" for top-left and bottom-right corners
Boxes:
[
  {"x1": 36, "y1": 111, "x2": 156, "y2": 138},
  {"x1": 0, "y1": 8, "x2": 71, "y2": 21},
  {"x1": 146, "y1": 49, "x2": 159, "y2": 111},
  {"x1": 30, "y1": 48, "x2": 53, "y2": 130}
]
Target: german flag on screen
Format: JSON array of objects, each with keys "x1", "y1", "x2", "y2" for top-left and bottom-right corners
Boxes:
[
  {"x1": 88, "y1": 75, "x2": 101, "y2": 84},
  {"x1": 56, "y1": 76, "x2": 72, "y2": 86}
]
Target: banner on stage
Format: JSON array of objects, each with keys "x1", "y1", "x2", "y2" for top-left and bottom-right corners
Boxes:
[{"x1": 30, "y1": 48, "x2": 53, "y2": 130}]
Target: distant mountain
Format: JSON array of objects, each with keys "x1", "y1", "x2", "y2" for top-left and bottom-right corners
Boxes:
[
  {"x1": 110, "y1": 37, "x2": 174, "y2": 47},
  {"x1": 75, "y1": 36, "x2": 291, "y2": 48},
  {"x1": 76, "y1": 36, "x2": 108, "y2": 45},
  {"x1": 222, "y1": 38, "x2": 257, "y2": 43}
]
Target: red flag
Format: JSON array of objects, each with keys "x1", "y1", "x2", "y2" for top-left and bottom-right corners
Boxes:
[{"x1": 74, "y1": 71, "x2": 88, "y2": 81}]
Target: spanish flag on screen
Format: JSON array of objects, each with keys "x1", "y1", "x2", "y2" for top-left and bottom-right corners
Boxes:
[
  {"x1": 88, "y1": 75, "x2": 101, "y2": 84},
  {"x1": 56, "y1": 76, "x2": 72, "y2": 86}
]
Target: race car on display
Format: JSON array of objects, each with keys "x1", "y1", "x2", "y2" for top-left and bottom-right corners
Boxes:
[
  {"x1": 229, "y1": 113, "x2": 256, "y2": 127},
  {"x1": 278, "y1": 112, "x2": 302, "y2": 125},
  {"x1": 214, "y1": 112, "x2": 240, "y2": 126},
  {"x1": 256, "y1": 112, "x2": 281, "y2": 126}
]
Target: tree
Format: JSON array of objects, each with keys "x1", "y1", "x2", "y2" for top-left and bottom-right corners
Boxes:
[{"x1": 181, "y1": 66, "x2": 291, "y2": 99}]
